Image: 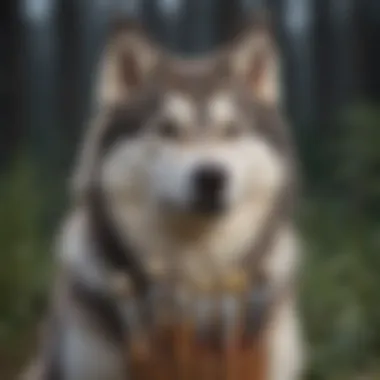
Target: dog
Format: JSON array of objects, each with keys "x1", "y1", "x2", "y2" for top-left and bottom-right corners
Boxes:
[{"x1": 23, "y1": 13, "x2": 305, "y2": 380}]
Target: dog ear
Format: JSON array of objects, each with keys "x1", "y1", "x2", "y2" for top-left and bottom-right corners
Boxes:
[
  {"x1": 96, "y1": 19, "x2": 161, "y2": 105},
  {"x1": 228, "y1": 12, "x2": 281, "y2": 106}
]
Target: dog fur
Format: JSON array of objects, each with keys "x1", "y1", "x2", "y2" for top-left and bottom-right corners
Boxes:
[{"x1": 23, "y1": 14, "x2": 306, "y2": 380}]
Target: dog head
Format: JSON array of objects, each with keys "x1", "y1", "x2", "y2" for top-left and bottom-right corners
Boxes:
[{"x1": 79, "y1": 15, "x2": 293, "y2": 221}]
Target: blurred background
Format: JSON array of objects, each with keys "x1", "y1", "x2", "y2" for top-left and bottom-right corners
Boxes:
[{"x1": 1, "y1": 0, "x2": 380, "y2": 379}]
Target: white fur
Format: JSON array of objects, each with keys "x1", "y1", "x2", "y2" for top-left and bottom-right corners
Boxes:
[
  {"x1": 62, "y1": 310, "x2": 125, "y2": 380},
  {"x1": 265, "y1": 227, "x2": 305, "y2": 380},
  {"x1": 162, "y1": 93, "x2": 195, "y2": 125},
  {"x1": 268, "y1": 298, "x2": 305, "y2": 380},
  {"x1": 208, "y1": 93, "x2": 237, "y2": 124},
  {"x1": 57, "y1": 210, "x2": 109, "y2": 291}
]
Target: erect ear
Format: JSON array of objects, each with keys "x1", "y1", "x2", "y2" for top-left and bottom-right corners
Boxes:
[
  {"x1": 228, "y1": 12, "x2": 281, "y2": 106},
  {"x1": 96, "y1": 19, "x2": 161, "y2": 105}
]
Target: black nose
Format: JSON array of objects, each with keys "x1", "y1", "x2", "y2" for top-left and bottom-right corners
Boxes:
[
  {"x1": 194, "y1": 166, "x2": 226, "y2": 194},
  {"x1": 192, "y1": 164, "x2": 227, "y2": 213}
]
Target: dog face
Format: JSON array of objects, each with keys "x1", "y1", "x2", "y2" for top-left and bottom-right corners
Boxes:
[
  {"x1": 143, "y1": 90, "x2": 286, "y2": 216},
  {"x1": 89, "y1": 17, "x2": 291, "y2": 219}
]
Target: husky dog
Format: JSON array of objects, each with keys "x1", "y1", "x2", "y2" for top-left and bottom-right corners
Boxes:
[{"x1": 24, "y1": 14, "x2": 305, "y2": 380}]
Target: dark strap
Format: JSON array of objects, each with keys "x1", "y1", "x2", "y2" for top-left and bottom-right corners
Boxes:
[
  {"x1": 240, "y1": 179, "x2": 297, "y2": 341},
  {"x1": 242, "y1": 179, "x2": 296, "y2": 280},
  {"x1": 86, "y1": 183, "x2": 151, "y2": 297},
  {"x1": 244, "y1": 274, "x2": 295, "y2": 343},
  {"x1": 40, "y1": 313, "x2": 64, "y2": 380},
  {"x1": 70, "y1": 277, "x2": 126, "y2": 345},
  {"x1": 81, "y1": 103, "x2": 155, "y2": 298}
]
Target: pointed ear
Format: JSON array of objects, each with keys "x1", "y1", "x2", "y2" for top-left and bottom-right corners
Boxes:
[
  {"x1": 96, "y1": 19, "x2": 161, "y2": 105},
  {"x1": 229, "y1": 13, "x2": 281, "y2": 106}
]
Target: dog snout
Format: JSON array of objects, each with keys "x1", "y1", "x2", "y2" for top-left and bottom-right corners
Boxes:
[
  {"x1": 191, "y1": 164, "x2": 227, "y2": 213},
  {"x1": 195, "y1": 165, "x2": 226, "y2": 194}
]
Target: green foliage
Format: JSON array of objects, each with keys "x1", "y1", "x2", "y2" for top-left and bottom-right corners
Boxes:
[
  {"x1": 0, "y1": 156, "x2": 52, "y2": 349},
  {"x1": 333, "y1": 104, "x2": 380, "y2": 219},
  {"x1": 299, "y1": 103, "x2": 380, "y2": 379},
  {"x1": 300, "y1": 200, "x2": 380, "y2": 380}
]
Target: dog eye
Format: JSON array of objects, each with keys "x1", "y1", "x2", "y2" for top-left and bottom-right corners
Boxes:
[
  {"x1": 157, "y1": 119, "x2": 180, "y2": 139},
  {"x1": 224, "y1": 122, "x2": 243, "y2": 139}
]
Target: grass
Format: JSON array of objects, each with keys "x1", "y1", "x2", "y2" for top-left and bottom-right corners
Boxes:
[{"x1": 300, "y1": 198, "x2": 380, "y2": 379}]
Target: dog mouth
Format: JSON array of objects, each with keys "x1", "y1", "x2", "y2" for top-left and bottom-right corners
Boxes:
[
  {"x1": 160, "y1": 194, "x2": 228, "y2": 219},
  {"x1": 190, "y1": 191, "x2": 226, "y2": 216}
]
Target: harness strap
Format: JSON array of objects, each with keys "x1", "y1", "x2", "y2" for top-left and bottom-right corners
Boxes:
[
  {"x1": 86, "y1": 182, "x2": 151, "y2": 297},
  {"x1": 243, "y1": 181, "x2": 295, "y2": 278},
  {"x1": 238, "y1": 175, "x2": 297, "y2": 343}
]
